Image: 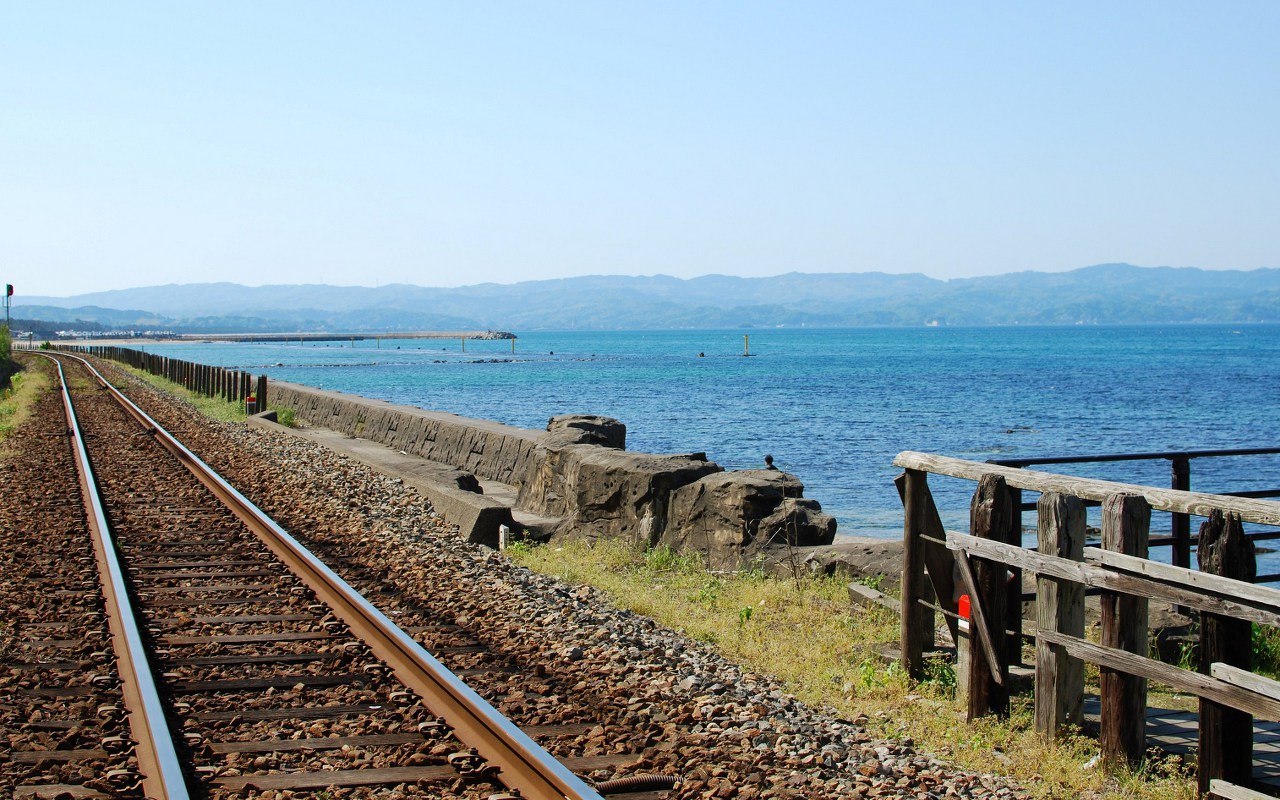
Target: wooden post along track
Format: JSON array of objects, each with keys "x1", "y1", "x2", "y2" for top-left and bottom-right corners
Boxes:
[{"x1": 50, "y1": 352, "x2": 604, "y2": 800}]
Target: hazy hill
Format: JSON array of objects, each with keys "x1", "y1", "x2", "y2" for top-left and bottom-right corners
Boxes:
[{"x1": 13, "y1": 264, "x2": 1279, "y2": 332}]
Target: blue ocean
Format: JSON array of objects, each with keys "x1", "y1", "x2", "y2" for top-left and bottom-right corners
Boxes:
[{"x1": 135, "y1": 325, "x2": 1280, "y2": 554}]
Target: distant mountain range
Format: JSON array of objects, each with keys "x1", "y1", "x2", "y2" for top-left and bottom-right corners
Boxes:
[{"x1": 12, "y1": 263, "x2": 1279, "y2": 333}]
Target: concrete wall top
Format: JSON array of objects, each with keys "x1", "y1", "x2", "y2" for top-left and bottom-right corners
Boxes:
[
  {"x1": 269, "y1": 380, "x2": 542, "y2": 485},
  {"x1": 272, "y1": 380, "x2": 542, "y2": 441}
]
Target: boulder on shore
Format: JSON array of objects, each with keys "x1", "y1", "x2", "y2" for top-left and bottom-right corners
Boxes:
[
  {"x1": 545, "y1": 414, "x2": 627, "y2": 449},
  {"x1": 784, "y1": 538, "x2": 905, "y2": 589},
  {"x1": 517, "y1": 416, "x2": 722, "y2": 545},
  {"x1": 663, "y1": 469, "x2": 836, "y2": 570}
]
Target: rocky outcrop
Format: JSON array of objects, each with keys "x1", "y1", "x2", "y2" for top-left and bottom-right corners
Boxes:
[
  {"x1": 518, "y1": 440, "x2": 723, "y2": 545},
  {"x1": 664, "y1": 469, "x2": 837, "y2": 569},
  {"x1": 545, "y1": 414, "x2": 626, "y2": 449},
  {"x1": 792, "y1": 538, "x2": 905, "y2": 588}
]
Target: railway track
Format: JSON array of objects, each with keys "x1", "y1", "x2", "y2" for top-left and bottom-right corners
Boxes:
[{"x1": 3, "y1": 354, "x2": 672, "y2": 799}]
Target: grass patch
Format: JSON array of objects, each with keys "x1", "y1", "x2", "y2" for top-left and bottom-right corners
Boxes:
[
  {"x1": 506, "y1": 537, "x2": 1197, "y2": 800},
  {"x1": 269, "y1": 405, "x2": 297, "y2": 427},
  {"x1": 0, "y1": 359, "x2": 49, "y2": 447},
  {"x1": 116, "y1": 364, "x2": 249, "y2": 423}
]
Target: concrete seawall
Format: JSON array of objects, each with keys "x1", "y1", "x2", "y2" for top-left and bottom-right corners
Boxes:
[{"x1": 268, "y1": 381, "x2": 542, "y2": 486}]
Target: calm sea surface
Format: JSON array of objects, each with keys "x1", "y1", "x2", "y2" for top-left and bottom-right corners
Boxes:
[{"x1": 133, "y1": 325, "x2": 1280, "y2": 557}]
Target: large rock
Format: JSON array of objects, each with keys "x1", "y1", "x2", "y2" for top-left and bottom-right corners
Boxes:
[
  {"x1": 517, "y1": 441, "x2": 723, "y2": 545},
  {"x1": 663, "y1": 469, "x2": 837, "y2": 569},
  {"x1": 545, "y1": 414, "x2": 627, "y2": 449},
  {"x1": 788, "y1": 538, "x2": 905, "y2": 589}
]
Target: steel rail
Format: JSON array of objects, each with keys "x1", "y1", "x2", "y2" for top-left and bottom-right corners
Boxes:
[
  {"x1": 40, "y1": 354, "x2": 192, "y2": 799},
  {"x1": 63, "y1": 352, "x2": 604, "y2": 800}
]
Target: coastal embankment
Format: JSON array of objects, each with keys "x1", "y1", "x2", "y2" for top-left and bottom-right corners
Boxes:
[{"x1": 261, "y1": 379, "x2": 896, "y2": 577}]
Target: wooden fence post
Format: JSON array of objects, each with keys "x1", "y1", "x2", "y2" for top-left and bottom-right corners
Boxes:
[
  {"x1": 900, "y1": 468, "x2": 929, "y2": 678},
  {"x1": 1006, "y1": 486, "x2": 1024, "y2": 666},
  {"x1": 1170, "y1": 458, "x2": 1191, "y2": 569},
  {"x1": 1100, "y1": 492, "x2": 1150, "y2": 768},
  {"x1": 1035, "y1": 492, "x2": 1086, "y2": 739},
  {"x1": 968, "y1": 473, "x2": 1010, "y2": 719},
  {"x1": 894, "y1": 472, "x2": 959, "y2": 647},
  {"x1": 1198, "y1": 509, "x2": 1256, "y2": 795}
]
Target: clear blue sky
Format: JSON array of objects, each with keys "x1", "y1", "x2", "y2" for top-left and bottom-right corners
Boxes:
[{"x1": 3, "y1": 2, "x2": 1277, "y2": 297}]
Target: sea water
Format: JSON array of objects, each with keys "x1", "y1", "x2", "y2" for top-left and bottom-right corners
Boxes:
[{"x1": 131, "y1": 325, "x2": 1280, "y2": 561}]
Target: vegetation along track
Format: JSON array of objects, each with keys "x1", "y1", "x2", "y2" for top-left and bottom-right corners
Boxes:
[{"x1": 3, "y1": 352, "x2": 1030, "y2": 800}]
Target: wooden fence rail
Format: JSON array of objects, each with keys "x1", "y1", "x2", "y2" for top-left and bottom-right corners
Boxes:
[
  {"x1": 894, "y1": 450, "x2": 1280, "y2": 798},
  {"x1": 55, "y1": 345, "x2": 269, "y2": 411},
  {"x1": 990, "y1": 448, "x2": 1280, "y2": 571}
]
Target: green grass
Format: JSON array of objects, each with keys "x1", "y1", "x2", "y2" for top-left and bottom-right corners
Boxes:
[
  {"x1": 0, "y1": 363, "x2": 47, "y2": 445},
  {"x1": 268, "y1": 405, "x2": 297, "y2": 427},
  {"x1": 506, "y1": 537, "x2": 1197, "y2": 800},
  {"x1": 116, "y1": 364, "x2": 249, "y2": 422}
]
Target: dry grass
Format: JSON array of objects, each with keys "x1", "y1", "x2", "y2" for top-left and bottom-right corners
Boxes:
[{"x1": 506, "y1": 537, "x2": 1198, "y2": 800}]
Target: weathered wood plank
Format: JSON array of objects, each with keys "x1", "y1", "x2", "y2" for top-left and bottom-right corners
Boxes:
[
  {"x1": 1100, "y1": 493, "x2": 1149, "y2": 769},
  {"x1": 216, "y1": 766, "x2": 457, "y2": 790},
  {"x1": 953, "y1": 548, "x2": 1004, "y2": 688},
  {"x1": 1038, "y1": 630, "x2": 1280, "y2": 720},
  {"x1": 1083, "y1": 547, "x2": 1280, "y2": 613},
  {"x1": 1212, "y1": 662, "x2": 1280, "y2": 702},
  {"x1": 945, "y1": 531, "x2": 1280, "y2": 628},
  {"x1": 1209, "y1": 779, "x2": 1275, "y2": 800},
  {"x1": 1035, "y1": 492, "x2": 1086, "y2": 739},
  {"x1": 1198, "y1": 509, "x2": 1256, "y2": 796},
  {"x1": 967, "y1": 474, "x2": 1010, "y2": 720},
  {"x1": 208, "y1": 733, "x2": 423, "y2": 754},
  {"x1": 8, "y1": 748, "x2": 108, "y2": 764},
  {"x1": 15, "y1": 784, "x2": 106, "y2": 798},
  {"x1": 893, "y1": 451, "x2": 1280, "y2": 526},
  {"x1": 1006, "y1": 486, "x2": 1024, "y2": 666}
]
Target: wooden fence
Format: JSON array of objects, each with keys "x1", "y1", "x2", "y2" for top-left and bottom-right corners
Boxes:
[
  {"x1": 990, "y1": 448, "x2": 1280, "y2": 575},
  {"x1": 895, "y1": 451, "x2": 1280, "y2": 799},
  {"x1": 58, "y1": 345, "x2": 269, "y2": 411}
]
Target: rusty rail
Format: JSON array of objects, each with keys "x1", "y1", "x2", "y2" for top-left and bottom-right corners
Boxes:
[{"x1": 42, "y1": 353, "x2": 192, "y2": 799}]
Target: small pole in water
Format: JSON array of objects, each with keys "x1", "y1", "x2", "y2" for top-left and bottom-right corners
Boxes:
[
  {"x1": 743, "y1": 334, "x2": 750, "y2": 357},
  {"x1": 511, "y1": 338, "x2": 515, "y2": 354},
  {"x1": 461, "y1": 337, "x2": 466, "y2": 353}
]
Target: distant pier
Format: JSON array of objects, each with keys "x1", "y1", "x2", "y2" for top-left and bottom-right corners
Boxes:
[{"x1": 178, "y1": 330, "x2": 517, "y2": 344}]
